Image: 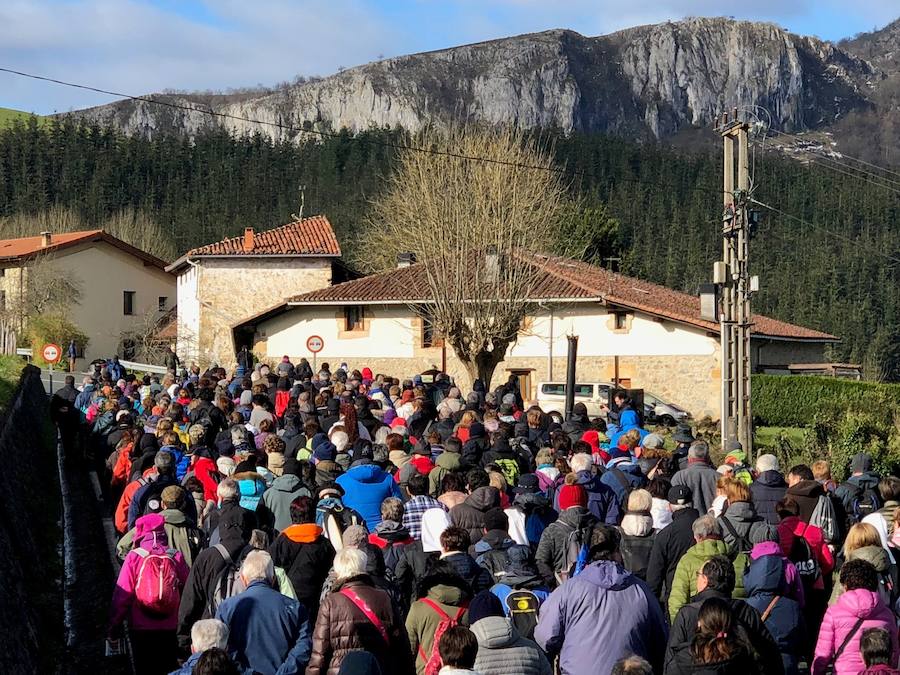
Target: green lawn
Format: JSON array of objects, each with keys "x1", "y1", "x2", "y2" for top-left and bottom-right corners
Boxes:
[
  {"x1": 0, "y1": 355, "x2": 25, "y2": 411},
  {"x1": 0, "y1": 107, "x2": 46, "y2": 127},
  {"x1": 755, "y1": 426, "x2": 808, "y2": 448}
]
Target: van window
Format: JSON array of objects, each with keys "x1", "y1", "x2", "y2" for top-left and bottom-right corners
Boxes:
[
  {"x1": 541, "y1": 383, "x2": 594, "y2": 397},
  {"x1": 574, "y1": 384, "x2": 593, "y2": 397}
]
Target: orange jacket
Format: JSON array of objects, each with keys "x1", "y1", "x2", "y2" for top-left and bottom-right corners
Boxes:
[
  {"x1": 111, "y1": 443, "x2": 134, "y2": 488},
  {"x1": 114, "y1": 467, "x2": 155, "y2": 534}
]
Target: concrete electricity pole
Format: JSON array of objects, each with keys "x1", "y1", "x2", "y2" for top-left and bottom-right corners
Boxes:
[{"x1": 717, "y1": 111, "x2": 753, "y2": 455}]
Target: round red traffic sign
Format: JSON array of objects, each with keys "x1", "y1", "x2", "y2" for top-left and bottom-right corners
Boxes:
[
  {"x1": 42, "y1": 343, "x2": 62, "y2": 364},
  {"x1": 306, "y1": 335, "x2": 324, "y2": 353}
]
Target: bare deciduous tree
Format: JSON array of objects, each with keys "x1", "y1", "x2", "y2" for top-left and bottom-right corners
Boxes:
[{"x1": 362, "y1": 124, "x2": 568, "y2": 388}]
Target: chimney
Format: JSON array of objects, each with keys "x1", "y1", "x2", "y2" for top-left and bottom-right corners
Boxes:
[
  {"x1": 243, "y1": 227, "x2": 255, "y2": 252},
  {"x1": 484, "y1": 245, "x2": 500, "y2": 280},
  {"x1": 396, "y1": 252, "x2": 416, "y2": 268},
  {"x1": 40, "y1": 231, "x2": 52, "y2": 248}
]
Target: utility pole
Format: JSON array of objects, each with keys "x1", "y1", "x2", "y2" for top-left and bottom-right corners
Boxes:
[{"x1": 717, "y1": 110, "x2": 753, "y2": 456}]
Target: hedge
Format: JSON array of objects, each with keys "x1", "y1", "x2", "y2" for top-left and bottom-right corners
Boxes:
[{"x1": 753, "y1": 374, "x2": 900, "y2": 428}]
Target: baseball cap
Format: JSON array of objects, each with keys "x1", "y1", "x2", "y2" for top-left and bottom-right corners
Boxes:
[{"x1": 668, "y1": 484, "x2": 692, "y2": 506}]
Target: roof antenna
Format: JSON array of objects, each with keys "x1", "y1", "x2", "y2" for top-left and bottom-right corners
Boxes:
[{"x1": 291, "y1": 185, "x2": 306, "y2": 222}]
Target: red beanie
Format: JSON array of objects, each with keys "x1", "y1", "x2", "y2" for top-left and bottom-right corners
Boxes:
[{"x1": 558, "y1": 483, "x2": 587, "y2": 510}]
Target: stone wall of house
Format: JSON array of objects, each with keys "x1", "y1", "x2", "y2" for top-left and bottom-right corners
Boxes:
[{"x1": 196, "y1": 258, "x2": 333, "y2": 366}]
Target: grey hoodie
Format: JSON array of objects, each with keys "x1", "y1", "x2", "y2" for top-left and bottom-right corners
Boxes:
[
  {"x1": 260, "y1": 474, "x2": 311, "y2": 532},
  {"x1": 471, "y1": 616, "x2": 552, "y2": 675}
]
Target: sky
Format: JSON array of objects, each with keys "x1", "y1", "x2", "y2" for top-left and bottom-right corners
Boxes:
[{"x1": 1, "y1": 0, "x2": 897, "y2": 115}]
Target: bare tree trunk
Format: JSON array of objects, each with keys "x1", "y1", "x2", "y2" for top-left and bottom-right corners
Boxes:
[{"x1": 454, "y1": 337, "x2": 512, "y2": 391}]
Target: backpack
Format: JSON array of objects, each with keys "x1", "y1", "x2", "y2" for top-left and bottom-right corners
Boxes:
[
  {"x1": 557, "y1": 522, "x2": 594, "y2": 584},
  {"x1": 720, "y1": 517, "x2": 753, "y2": 577},
  {"x1": 316, "y1": 500, "x2": 365, "y2": 550},
  {"x1": 809, "y1": 494, "x2": 839, "y2": 544},
  {"x1": 608, "y1": 467, "x2": 635, "y2": 507},
  {"x1": 494, "y1": 458, "x2": 520, "y2": 486},
  {"x1": 503, "y1": 589, "x2": 540, "y2": 639},
  {"x1": 844, "y1": 482, "x2": 881, "y2": 524},
  {"x1": 208, "y1": 544, "x2": 245, "y2": 615},
  {"x1": 786, "y1": 525, "x2": 820, "y2": 596},
  {"x1": 133, "y1": 544, "x2": 182, "y2": 616},
  {"x1": 417, "y1": 598, "x2": 467, "y2": 675}
]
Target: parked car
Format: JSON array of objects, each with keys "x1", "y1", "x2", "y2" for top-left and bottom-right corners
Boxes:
[
  {"x1": 643, "y1": 392, "x2": 691, "y2": 426},
  {"x1": 536, "y1": 382, "x2": 613, "y2": 417}
]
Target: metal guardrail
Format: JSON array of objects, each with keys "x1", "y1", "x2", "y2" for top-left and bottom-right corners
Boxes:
[{"x1": 118, "y1": 359, "x2": 168, "y2": 375}]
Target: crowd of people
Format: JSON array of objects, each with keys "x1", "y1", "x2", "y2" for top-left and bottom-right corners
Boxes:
[{"x1": 49, "y1": 356, "x2": 900, "y2": 675}]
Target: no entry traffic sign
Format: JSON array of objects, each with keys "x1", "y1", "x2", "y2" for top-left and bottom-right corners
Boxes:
[
  {"x1": 42, "y1": 343, "x2": 62, "y2": 364},
  {"x1": 306, "y1": 335, "x2": 324, "y2": 353}
]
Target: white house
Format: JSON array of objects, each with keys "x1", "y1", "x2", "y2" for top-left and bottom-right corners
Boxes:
[
  {"x1": 0, "y1": 230, "x2": 175, "y2": 364},
  {"x1": 234, "y1": 252, "x2": 837, "y2": 418},
  {"x1": 167, "y1": 215, "x2": 346, "y2": 367}
]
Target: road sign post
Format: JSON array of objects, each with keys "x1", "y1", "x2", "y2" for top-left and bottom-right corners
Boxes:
[
  {"x1": 306, "y1": 335, "x2": 324, "y2": 374},
  {"x1": 42, "y1": 343, "x2": 62, "y2": 393}
]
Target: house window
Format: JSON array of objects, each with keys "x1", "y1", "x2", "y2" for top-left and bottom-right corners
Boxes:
[
  {"x1": 158, "y1": 296, "x2": 168, "y2": 312},
  {"x1": 422, "y1": 315, "x2": 443, "y2": 348},
  {"x1": 614, "y1": 311, "x2": 629, "y2": 330},
  {"x1": 123, "y1": 290, "x2": 135, "y2": 316},
  {"x1": 0, "y1": 268, "x2": 5, "y2": 277},
  {"x1": 344, "y1": 306, "x2": 364, "y2": 331}
]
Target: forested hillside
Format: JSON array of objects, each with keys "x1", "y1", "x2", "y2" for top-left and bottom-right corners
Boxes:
[{"x1": 0, "y1": 116, "x2": 898, "y2": 378}]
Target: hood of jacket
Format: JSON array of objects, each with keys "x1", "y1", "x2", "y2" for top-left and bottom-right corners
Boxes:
[
  {"x1": 134, "y1": 513, "x2": 168, "y2": 547},
  {"x1": 576, "y1": 559, "x2": 635, "y2": 590},
  {"x1": 749, "y1": 541, "x2": 782, "y2": 560},
  {"x1": 235, "y1": 472, "x2": 266, "y2": 495},
  {"x1": 512, "y1": 491, "x2": 549, "y2": 510},
  {"x1": 474, "y1": 530, "x2": 514, "y2": 555},
  {"x1": 160, "y1": 508, "x2": 188, "y2": 526},
  {"x1": 557, "y1": 505, "x2": 595, "y2": 529},
  {"x1": 374, "y1": 519, "x2": 412, "y2": 542},
  {"x1": 744, "y1": 550, "x2": 785, "y2": 595},
  {"x1": 787, "y1": 479, "x2": 824, "y2": 499},
  {"x1": 422, "y1": 508, "x2": 452, "y2": 553},
  {"x1": 426, "y1": 582, "x2": 466, "y2": 606},
  {"x1": 618, "y1": 409, "x2": 641, "y2": 430},
  {"x1": 271, "y1": 474, "x2": 302, "y2": 492},
  {"x1": 436, "y1": 451, "x2": 461, "y2": 470},
  {"x1": 471, "y1": 616, "x2": 519, "y2": 649},
  {"x1": 345, "y1": 463, "x2": 391, "y2": 484},
  {"x1": 755, "y1": 470, "x2": 787, "y2": 488},
  {"x1": 723, "y1": 501, "x2": 760, "y2": 524},
  {"x1": 690, "y1": 538, "x2": 730, "y2": 559},
  {"x1": 282, "y1": 523, "x2": 323, "y2": 544},
  {"x1": 838, "y1": 588, "x2": 884, "y2": 618},
  {"x1": 465, "y1": 486, "x2": 500, "y2": 512},
  {"x1": 849, "y1": 545, "x2": 890, "y2": 573},
  {"x1": 849, "y1": 472, "x2": 881, "y2": 491}
]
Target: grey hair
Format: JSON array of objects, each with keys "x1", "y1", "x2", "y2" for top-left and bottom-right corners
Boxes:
[
  {"x1": 333, "y1": 547, "x2": 367, "y2": 580},
  {"x1": 217, "y1": 478, "x2": 239, "y2": 502},
  {"x1": 692, "y1": 514, "x2": 722, "y2": 540},
  {"x1": 240, "y1": 550, "x2": 274, "y2": 584},
  {"x1": 230, "y1": 426, "x2": 246, "y2": 444},
  {"x1": 191, "y1": 618, "x2": 229, "y2": 652},
  {"x1": 374, "y1": 426, "x2": 391, "y2": 445},
  {"x1": 687, "y1": 440, "x2": 710, "y2": 461},
  {"x1": 611, "y1": 655, "x2": 653, "y2": 675},
  {"x1": 756, "y1": 453, "x2": 779, "y2": 473},
  {"x1": 569, "y1": 453, "x2": 592, "y2": 474}
]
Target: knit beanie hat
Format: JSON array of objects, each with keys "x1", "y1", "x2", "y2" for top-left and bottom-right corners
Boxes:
[
  {"x1": 558, "y1": 474, "x2": 587, "y2": 510},
  {"x1": 314, "y1": 441, "x2": 337, "y2": 462},
  {"x1": 468, "y1": 590, "x2": 504, "y2": 624}
]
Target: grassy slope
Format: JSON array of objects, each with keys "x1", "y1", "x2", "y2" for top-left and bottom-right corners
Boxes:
[
  {"x1": 0, "y1": 107, "x2": 46, "y2": 127},
  {"x1": 0, "y1": 355, "x2": 25, "y2": 411}
]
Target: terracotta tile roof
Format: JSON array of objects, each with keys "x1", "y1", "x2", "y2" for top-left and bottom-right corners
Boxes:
[
  {"x1": 288, "y1": 251, "x2": 837, "y2": 342},
  {"x1": 0, "y1": 229, "x2": 170, "y2": 270},
  {"x1": 182, "y1": 215, "x2": 340, "y2": 259}
]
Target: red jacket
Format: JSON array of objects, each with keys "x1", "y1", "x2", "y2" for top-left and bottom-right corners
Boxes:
[
  {"x1": 115, "y1": 467, "x2": 155, "y2": 534},
  {"x1": 777, "y1": 516, "x2": 834, "y2": 590},
  {"x1": 192, "y1": 457, "x2": 220, "y2": 502}
]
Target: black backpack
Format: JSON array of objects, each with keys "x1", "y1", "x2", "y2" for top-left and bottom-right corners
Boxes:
[
  {"x1": 844, "y1": 482, "x2": 881, "y2": 524},
  {"x1": 787, "y1": 526, "x2": 820, "y2": 596},
  {"x1": 504, "y1": 589, "x2": 540, "y2": 639}
]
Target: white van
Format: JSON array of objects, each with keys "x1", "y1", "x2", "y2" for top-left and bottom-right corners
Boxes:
[{"x1": 535, "y1": 382, "x2": 614, "y2": 417}]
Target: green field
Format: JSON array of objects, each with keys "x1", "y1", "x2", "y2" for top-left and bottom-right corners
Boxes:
[{"x1": 0, "y1": 107, "x2": 46, "y2": 127}]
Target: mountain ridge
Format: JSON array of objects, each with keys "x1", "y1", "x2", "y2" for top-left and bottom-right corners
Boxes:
[{"x1": 59, "y1": 16, "x2": 894, "y2": 151}]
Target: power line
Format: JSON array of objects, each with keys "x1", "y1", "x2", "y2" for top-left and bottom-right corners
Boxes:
[
  {"x1": 0, "y1": 65, "x2": 732, "y2": 200},
  {"x1": 767, "y1": 128, "x2": 900, "y2": 180},
  {"x1": 750, "y1": 198, "x2": 900, "y2": 266}
]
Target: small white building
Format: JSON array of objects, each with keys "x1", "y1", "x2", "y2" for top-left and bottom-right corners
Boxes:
[
  {"x1": 167, "y1": 215, "x2": 345, "y2": 367},
  {"x1": 0, "y1": 230, "x2": 175, "y2": 364},
  {"x1": 234, "y1": 252, "x2": 837, "y2": 418}
]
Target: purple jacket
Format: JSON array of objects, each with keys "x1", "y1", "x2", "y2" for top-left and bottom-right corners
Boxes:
[
  {"x1": 534, "y1": 560, "x2": 667, "y2": 675},
  {"x1": 748, "y1": 541, "x2": 805, "y2": 607},
  {"x1": 813, "y1": 589, "x2": 898, "y2": 675}
]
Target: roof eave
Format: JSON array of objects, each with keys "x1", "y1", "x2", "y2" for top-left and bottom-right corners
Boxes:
[{"x1": 285, "y1": 295, "x2": 603, "y2": 306}]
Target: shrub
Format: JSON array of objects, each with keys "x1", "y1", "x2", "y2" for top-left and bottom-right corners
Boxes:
[
  {"x1": 24, "y1": 314, "x2": 88, "y2": 369},
  {"x1": 753, "y1": 375, "x2": 900, "y2": 428}
]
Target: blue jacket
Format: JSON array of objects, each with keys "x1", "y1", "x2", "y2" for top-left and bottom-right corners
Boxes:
[
  {"x1": 216, "y1": 580, "x2": 312, "y2": 675},
  {"x1": 600, "y1": 459, "x2": 646, "y2": 511},
  {"x1": 569, "y1": 470, "x2": 619, "y2": 524},
  {"x1": 74, "y1": 384, "x2": 94, "y2": 414},
  {"x1": 336, "y1": 463, "x2": 402, "y2": 530},
  {"x1": 607, "y1": 410, "x2": 648, "y2": 448},
  {"x1": 108, "y1": 359, "x2": 124, "y2": 382},
  {"x1": 235, "y1": 472, "x2": 267, "y2": 512},
  {"x1": 744, "y1": 552, "x2": 806, "y2": 674},
  {"x1": 159, "y1": 445, "x2": 190, "y2": 482},
  {"x1": 534, "y1": 560, "x2": 667, "y2": 675}
]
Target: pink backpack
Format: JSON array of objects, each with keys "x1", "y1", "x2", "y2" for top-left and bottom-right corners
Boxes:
[
  {"x1": 133, "y1": 543, "x2": 181, "y2": 616},
  {"x1": 417, "y1": 599, "x2": 467, "y2": 675}
]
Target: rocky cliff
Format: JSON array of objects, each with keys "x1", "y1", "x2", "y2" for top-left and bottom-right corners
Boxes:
[{"x1": 64, "y1": 17, "x2": 881, "y2": 141}]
